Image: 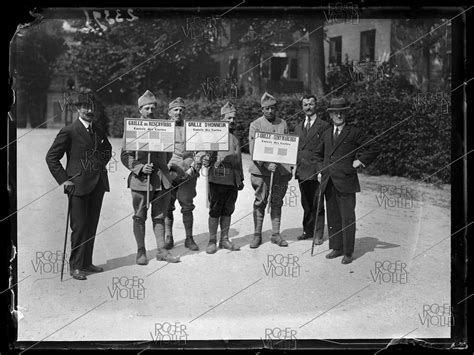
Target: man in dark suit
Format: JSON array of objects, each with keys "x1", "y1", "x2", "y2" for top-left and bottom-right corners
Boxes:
[
  {"x1": 294, "y1": 94, "x2": 330, "y2": 243},
  {"x1": 315, "y1": 97, "x2": 380, "y2": 264},
  {"x1": 46, "y1": 90, "x2": 111, "y2": 280}
]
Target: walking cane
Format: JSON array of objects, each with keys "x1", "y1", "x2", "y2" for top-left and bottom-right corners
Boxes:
[
  {"x1": 146, "y1": 152, "x2": 151, "y2": 209},
  {"x1": 311, "y1": 184, "x2": 323, "y2": 256},
  {"x1": 61, "y1": 187, "x2": 73, "y2": 282},
  {"x1": 266, "y1": 171, "x2": 274, "y2": 214}
]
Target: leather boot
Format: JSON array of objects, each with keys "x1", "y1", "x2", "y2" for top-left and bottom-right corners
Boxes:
[
  {"x1": 136, "y1": 247, "x2": 147, "y2": 265},
  {"x1": 156, "y1": 249, "x2": 180, "y2": 263},
  {"x1": 183, "y1": 212, "x2": 199, "y2": 250},
  {"x1": 219, "y1": 216, "x2": 240, "y2": 251},
  {"x1": 133, "y1": 217, "x2": 147, "y2": 264},
  {"x1": 164, "y1": 215, "x2": 174, "y2": 249},
  {"x1": 207, "y1": 217, "x2": 219, "y2": 254},
  {"x1": 270, "y1": 206, "x2": 288, "y2": 246},
  {"x1": 250, "y1": 207, "x2": 264, "y2": 248}
]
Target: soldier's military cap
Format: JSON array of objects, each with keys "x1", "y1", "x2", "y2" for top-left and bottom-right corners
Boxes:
[
  {"x1": 138, "y1": 90, "x2": 157, "y2": 108},
  {"x1": 168, "y1": 97, "x2": 185, "y2": 110},
  {"x1": 261, "y1": 92, "x2": 277, "y2": 107},
  {"x1": 221, "y1": 101, "x2": 236, "y2": 116}
]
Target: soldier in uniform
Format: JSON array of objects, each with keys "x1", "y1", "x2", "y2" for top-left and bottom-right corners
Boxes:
[
  {"x1": 315, "y1": 97, "x2": 380, "y2": 264},
  {"x1": 121, "y1": 90, "x2": 180, "y2": 264},
  {"x1": 165, "y1": 97, "x2": 206, "y2": 251},
  {"x1": 248, "y1": 92, "x2": 292, "y2": 248},
  {"x1": 46, "y1": 90, "x2": 111, "y2": 280},
  {"x1": 202, "y1": 102, "x2": 243, "y2": 254}
]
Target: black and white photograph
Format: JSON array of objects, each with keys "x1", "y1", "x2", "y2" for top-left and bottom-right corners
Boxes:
[{"x1": 2, "y1": 3, "x2": 471, "y2": 351}]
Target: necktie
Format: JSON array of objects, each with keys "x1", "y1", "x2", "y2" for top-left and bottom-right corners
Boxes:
[
  {"x1": 305, "y1": 118, "x2": 310, "y2": 132},
  {"x1": 87, "y1": 124, "x2": 93, "y2": 136},
  {"x1": 334, "y1": 128, "x2": 339, "y2": 140}
]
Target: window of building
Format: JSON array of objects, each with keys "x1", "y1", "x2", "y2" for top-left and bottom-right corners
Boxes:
[
  {"x1": 329, "y1": 36, "x2": 342, "y2": 65},
  {"x1": 360, "y1": 29, "x2": 376, "y2": 62},
  {"x1": 290, "y1": 58, "x2": 298, "y2": 79},
  {"x1": 270, "y1": 57, "x2": 288, "y2": 81}
]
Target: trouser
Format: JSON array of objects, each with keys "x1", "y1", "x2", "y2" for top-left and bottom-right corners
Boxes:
[
  {"x1": 208, "y1": 182, "x2": 238, "y2": 218},
  {"x1": 131, "y1": 189, "x2": 171, "y2": 250},
  {"x1": 298, "y1": 179, "x2": 325, "y2": 238},
  {"x1": 69, "y1": 182, "x2": 105, "y2": 270},
  {"x1": 324, "y1": 178, "x2": 356, "y2": 256},
  {"x1": 250, "y1": 174, "x2": 290, "y2": 235},
  {"x1": 166, "y1": 177, "x2": 197, "y2": 238}
]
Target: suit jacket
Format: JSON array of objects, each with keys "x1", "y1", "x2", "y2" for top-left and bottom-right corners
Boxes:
[
  {"x1": 294, "y1": 116, "x2": 330, "y2": 181},
  {"x1": 46, "y1": 119, "x2": 111, "y2": 196},
  {"x1": 315, "y1": 124, "x2": 380, "y2": 194},
  {"x1": 120, "y1": 121, "x2": 173, "y2": 191},
  {"x1": 248, "y1": 115, "x2": 292, "y2": 177}
]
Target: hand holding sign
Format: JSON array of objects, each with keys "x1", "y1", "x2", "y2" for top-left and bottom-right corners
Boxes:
[
  {"x1": 267, "y1": 163, "x2": 277, "y2": 172},
  {"x1": 142, "y1": 163, "x2": 154, "y2": 174}
]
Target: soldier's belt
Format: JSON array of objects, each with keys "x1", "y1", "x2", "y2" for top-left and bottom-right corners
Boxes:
[{"x1": 212, "y1": 166, "x2": 233, "y2": 177}]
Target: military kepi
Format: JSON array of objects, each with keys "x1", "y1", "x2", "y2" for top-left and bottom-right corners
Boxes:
[
  {"x1": 138, "y1": 90, "x2": 157, "y2": 107},
  {"x1": 221, "y1": 101, "x2": 236, "y2": 116},
  {"x1": 261, "y1": 92, "x2": 277, "y2": 107},
  {"x1": 327, "y1": 97, "x2": 350, "y2": 111},
  {"x1": 169, "y1": 97, "x2": 185, "y2": 110}
]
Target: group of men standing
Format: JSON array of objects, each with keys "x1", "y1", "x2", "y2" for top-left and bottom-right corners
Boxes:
[{"x1": 45, "y1": 89, "x2": 379, "y2": 281}]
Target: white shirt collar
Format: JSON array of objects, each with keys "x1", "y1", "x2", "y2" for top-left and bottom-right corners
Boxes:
[
  {"x1": 78, "y1": 117, "x2": 92, "y2": 129},
  {"x1": 305, "y1": 113, "x2": 317, "y2": 127},
  {"x1": 334, "y1": 123, "x2": 345, "y2": 133}
]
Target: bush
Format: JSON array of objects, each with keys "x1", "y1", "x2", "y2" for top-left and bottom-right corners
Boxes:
[{"x1": 105, "y1": 79, "x2": 451, "y2": 184}]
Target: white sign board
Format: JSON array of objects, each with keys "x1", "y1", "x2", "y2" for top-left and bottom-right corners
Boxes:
[
  {"x1": 252, "y1": 131, "x2": 299, "y2": 165},
  {"x1": 123, "y1": 118, "x2": 175, "y2": 152},
  {"x1": 184, "y1": 120, "x2": 229, "y2": 151}
]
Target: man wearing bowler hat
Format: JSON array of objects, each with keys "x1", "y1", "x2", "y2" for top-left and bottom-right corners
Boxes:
[
  {"x1": 165, "y1": 97, "x2": 206, "y2": 251},
  {"x1": 294, "y1": 94, "x2": 330, "y2": 243},
  {"x1": 248, "y1": 92, "x2": 292, "y2": 248},
  {"x1": 121, "y1": 90, "x2": 180, "y2": 265},
  {"x1": 315, "y1": 97, "x2": 379, "y2": 264},
  {"x1": 46, "y1": 89, "x2": 111, "y2": 280}
]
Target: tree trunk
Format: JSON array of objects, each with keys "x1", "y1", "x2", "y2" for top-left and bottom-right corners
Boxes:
[{"x1": 308, "y1": 19, "x2": 326, "y2": 96}]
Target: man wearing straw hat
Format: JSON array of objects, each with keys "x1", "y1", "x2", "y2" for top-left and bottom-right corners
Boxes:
[
  {"x1": 165, "y1": 97, "x2": 206, "y2": 251},
  {"x1": 201, "y1": 101, "x2": 244, "y2": 254},
  {"x1": 315, "y1": 96, "x2": 380, "y2": 264},
  {"x1": 248, "y1": 92, "x2": 292, "y2": 249},
  {"x1": 121, "y1": 90, "x2": 180, "y2": 265}
]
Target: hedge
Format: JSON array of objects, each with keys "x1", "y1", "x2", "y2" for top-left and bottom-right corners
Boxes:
[{"x1": 104, "y1": 77, "x2": 450, "y2": 184}]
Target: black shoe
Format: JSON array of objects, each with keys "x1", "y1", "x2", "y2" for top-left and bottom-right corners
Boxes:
[
  {"x1": 341, "y1": 255, "x2": 353, "y2": 264},
  {"x1": 297, "y1": 233, "x2": 312, "y2": 240},
  {"x1": 83, "y1": 264, "x2": 104, "y2": 273},
  {"x1": 326, "y1": 250, "x2": 344, "y2": 259},
  {"x1": 164, "y1": 235, "x2": 174, "y2": 250},
  {"x1": 70, "y1": 269, "x2": 87, "y2": 280},
  {"x1": 184, "y1": 236, "x2": 199, "y2": 251}
]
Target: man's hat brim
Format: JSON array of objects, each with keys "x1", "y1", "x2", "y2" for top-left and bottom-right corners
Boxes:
[{"x1": 327, "y1": 105, "x2": 350, "y2": 111}]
